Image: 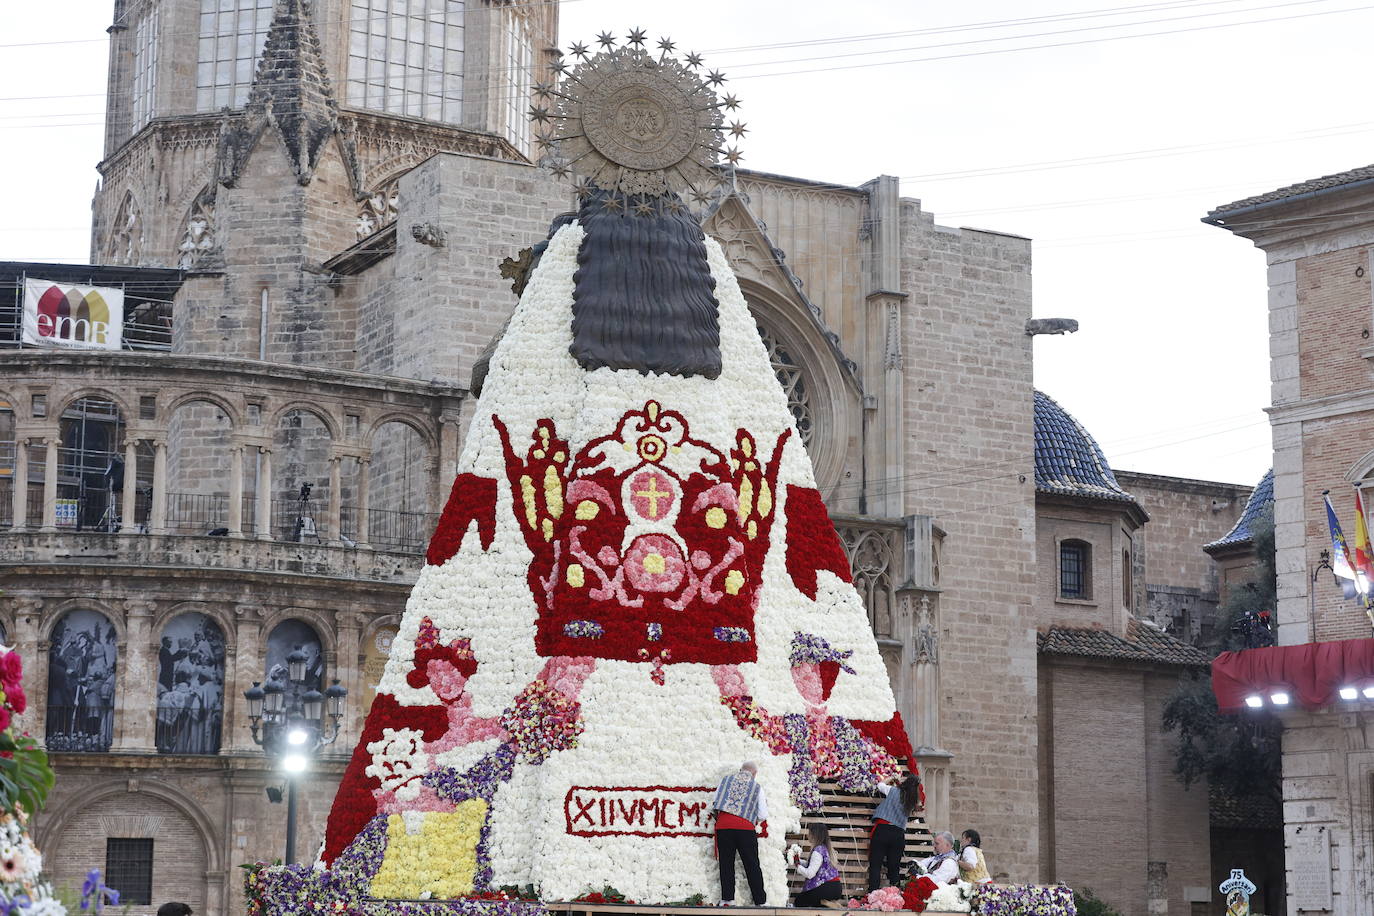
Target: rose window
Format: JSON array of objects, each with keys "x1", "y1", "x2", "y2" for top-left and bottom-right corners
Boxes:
[{"x1": 756, "y1": 324, "x2": 813, "y2": 447}]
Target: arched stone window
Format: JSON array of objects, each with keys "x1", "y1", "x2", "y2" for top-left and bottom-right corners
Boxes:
[
  {"x1": 46, "y1": 609, "x2": 119, "y2": 752},
  {"x1": 264, "y1": 619, "x2": 324, "y2": 712},
  {"x1": 755, "y1": 323, "x2": 814, "y2": 448},
  {"x1": 176, "y1": 189, "x2": 216, "y2": 269},
  {"x1": 108, "y1": 192, "x2": 144, "y2": 266},
  {"x1": 59, "y1": 396, "x2": 124, "y2": 530},
  {"x1": 156, "y1": 613, "x2": 226, "y2": 755},
  {"x1": 356, "y1": 178, "x2": 400, "y2": 241}
]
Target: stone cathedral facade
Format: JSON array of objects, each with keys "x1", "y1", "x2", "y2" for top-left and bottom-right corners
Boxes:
[{"x1": 0, "y1": 2, "x2": 1251, "y2": 915}]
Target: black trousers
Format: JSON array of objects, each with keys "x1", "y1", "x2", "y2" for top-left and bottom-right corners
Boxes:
[
  {"x1": 868, "y1": 823, "x2": 905, "y2": 890},
  {"x1": 795, "y1": 880, "x2": 843, "y2": 907},
  {"x1": 716, "y1": 828, "x2": 766, "y2": 904}
]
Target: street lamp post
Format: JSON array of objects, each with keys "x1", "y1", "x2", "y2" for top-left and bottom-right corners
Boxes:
[{"x1": 244, "y1": 645, "x2": 348, "y2": 864}]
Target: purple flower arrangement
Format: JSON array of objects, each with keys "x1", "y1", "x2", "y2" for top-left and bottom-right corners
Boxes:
[
  {"x1": 970, "y1": 883, "x2": 1076, "y2": 916},
  {"x1": 561, "y1": 621, "x2": 604, "y2": 639},
  {"x1": 788, "y1": 632, "x2": 855, "y2": 672}
]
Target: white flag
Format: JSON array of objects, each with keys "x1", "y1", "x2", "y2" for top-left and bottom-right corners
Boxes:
[{"x1": 22, "y1": 278, "x2": 124, "y2": 350}]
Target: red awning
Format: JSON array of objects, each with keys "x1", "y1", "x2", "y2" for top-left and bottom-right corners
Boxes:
[{"x1": 1212, "y1": 637, "x2": 1374, "y2": 712}]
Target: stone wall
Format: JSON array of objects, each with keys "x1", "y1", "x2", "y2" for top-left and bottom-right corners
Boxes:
[
  {"x1": 1114, "y1": 471, "x2": 1253, "y2": 642},
  {"x1": 898, "y1": 203, "x2": 1040, "y2": 881},
  {"x1": 1209, "y1": 176, "x2": 1374, "y2": 915},
  {"x1": 1273, "y1": 708, "x2": 1374, "y2": 916},
  {"x1": 384, "y1": 153, "x2": 570, "y2": 390},
  {"x1": 1040, "y1": 659, "x2": 1212, "y2": 916},
  {"x1": 3, "y1": 538, "x2": 409, "y2": 916},
  {"x1": 1035, "y1": 498, "x2": 1137, "y2": 635}
]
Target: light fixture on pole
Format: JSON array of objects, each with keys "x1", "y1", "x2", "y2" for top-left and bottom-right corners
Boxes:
[{"x1": 243, "y1": 656, "x2": 347, "y2": 865}]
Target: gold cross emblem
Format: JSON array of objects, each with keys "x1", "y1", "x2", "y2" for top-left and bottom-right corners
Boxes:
[{"x1": 635, "y1": 474, "x2": 669, "y2": 518}]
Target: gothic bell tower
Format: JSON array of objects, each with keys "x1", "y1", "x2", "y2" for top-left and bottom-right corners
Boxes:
[{"x1": 91, "y1": 0, "x2": 556, "y2": 362}]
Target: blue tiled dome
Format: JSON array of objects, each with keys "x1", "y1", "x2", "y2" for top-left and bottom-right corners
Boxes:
[
  {"x1": 1204, "y1": 468, "x2": 1273, "y2": 553},
  {"x1": 1033, "y1": 390, "x2": 1140, "y2": 506}
]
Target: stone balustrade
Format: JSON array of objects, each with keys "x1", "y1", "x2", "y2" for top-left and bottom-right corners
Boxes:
[{"x1": 0, "y1": 350, "x2": 464, "y2": 549}]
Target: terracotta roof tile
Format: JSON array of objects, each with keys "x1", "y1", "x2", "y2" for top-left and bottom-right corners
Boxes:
[
  {"x1": 1038, "y1": 619, "x2": 1210, "y2": 667},
  {"x1": 1207, "y1": 165, "x2": 1374, "y2": 220}
]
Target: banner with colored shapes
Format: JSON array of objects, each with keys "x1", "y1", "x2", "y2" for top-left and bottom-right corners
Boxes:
[{"x1": 22, "y1": 278, "x2": 124, "y2": 350}]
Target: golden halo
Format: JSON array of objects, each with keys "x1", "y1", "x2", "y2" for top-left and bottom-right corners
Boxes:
[{"x1": 531, "y1": 32, "x2": 745, "y2": 205}]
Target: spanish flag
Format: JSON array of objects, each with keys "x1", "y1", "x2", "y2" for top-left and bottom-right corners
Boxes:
[{"x1": 1354, "y1": 488, "x2": 1374, "y2": 608}]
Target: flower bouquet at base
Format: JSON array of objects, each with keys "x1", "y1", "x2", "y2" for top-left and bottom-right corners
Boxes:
[{"x1": 0, "y1": 646, "x2": 62, "y2": 916}]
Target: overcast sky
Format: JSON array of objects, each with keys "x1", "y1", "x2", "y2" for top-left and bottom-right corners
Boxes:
[{"x1": 6, "y1": 0, "x2": 1373, "y2": 488}]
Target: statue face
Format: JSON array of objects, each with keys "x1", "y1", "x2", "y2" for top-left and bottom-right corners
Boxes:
[
  {"x1": 426, "y1": 659, "x2": 469, "y2": 703},
  {"x1": 790, "y1": 663, "x2": 824, "y2": 706}
]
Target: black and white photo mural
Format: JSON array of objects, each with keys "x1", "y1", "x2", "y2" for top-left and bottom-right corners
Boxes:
[
  {"x1": 46, "y1": 609, "x2": 118, "y2": 751},
  {"x1": 263, "y1": 619, "x2": 324, "y2": 712},
  {"x1": 155, "y1": 613, "x2": 226, "y2": 754}
]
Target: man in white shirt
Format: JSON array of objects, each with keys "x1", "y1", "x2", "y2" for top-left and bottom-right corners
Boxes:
[{"x1": 916, "y1": 831, "x2": 960, "y2": 884}]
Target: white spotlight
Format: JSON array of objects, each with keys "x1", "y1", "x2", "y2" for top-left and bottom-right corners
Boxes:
[
  {"x1": 1244, "y1": 695, "x2": 1264, "y2": 709},
  {"x1": 1364, "y1": 685, "x2": 1374, "y2": 699},
  {"x1": 1269, "y1": 692, "x2": 1290, "y2": 706},
  {"x1": 282, "y1": 753, "x2": 308, "y2": 774},
  {"x1": 287, "y1": 727, "x2": 309, "y2": 746},
  {"x1": 1339, "y1": 686, "x2": 1359, "y2": 701}
]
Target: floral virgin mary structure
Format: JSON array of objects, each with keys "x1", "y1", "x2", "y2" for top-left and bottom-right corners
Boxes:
[{"x1": 318, "y1": 35, "x2": 917, "y2": 906}]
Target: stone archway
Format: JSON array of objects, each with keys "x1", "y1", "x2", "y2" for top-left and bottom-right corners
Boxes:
[{"x1": 37, "y1": 781, "x2": 218, "y2": 916}]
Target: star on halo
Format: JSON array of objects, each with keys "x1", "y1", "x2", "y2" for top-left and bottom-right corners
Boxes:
[{"x1": 532, "y1": 36, "x2": 744, "y2": 201}]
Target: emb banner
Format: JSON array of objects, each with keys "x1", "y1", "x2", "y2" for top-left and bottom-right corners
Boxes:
[{"x1": 22, "y1": 278, "x2": 124, "y2": 350}]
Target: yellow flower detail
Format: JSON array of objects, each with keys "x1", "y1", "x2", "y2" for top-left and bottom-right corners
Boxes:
[
  {"x1": 643, "y1": 553, "x2": 666, "y2": 574},
  {"x1": 747, "y1": 519, "x2": 757, "y2": 540},
  {"x1": 737, "y1": 478, "x2": 754, "y2": 524},
  {"x1": 757, "y1": 480, "x2": 772, "y2": 518},
  {"x1": 575, "y1": 500, "x2": 600, "y2": 521},
  {"x1": 704, "y1": 507, "x2": 727, "y2": 529},
  {"x1": 370, "y1": 802, "x2": 488, "y2": 900},
  {"x1": 541, "y1": 518, "x2": 553, "y2": 541},
  {"x1": 724, "y1": 569, "x2": 745, "y2": 595},
  {"x1": 544, "y1": 465, "x2": 563, "y2": 520},
  {"x1": 567, "y1": 563, "x2": 585, "y2": 587},
  {"x1": 519, "y1": 475, "x2": 536, "y2": 531}
]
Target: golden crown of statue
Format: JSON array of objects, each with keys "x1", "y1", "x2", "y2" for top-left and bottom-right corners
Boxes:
[{"x1": 531, "y1": 30, "x2": 746, "y2": 211}]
